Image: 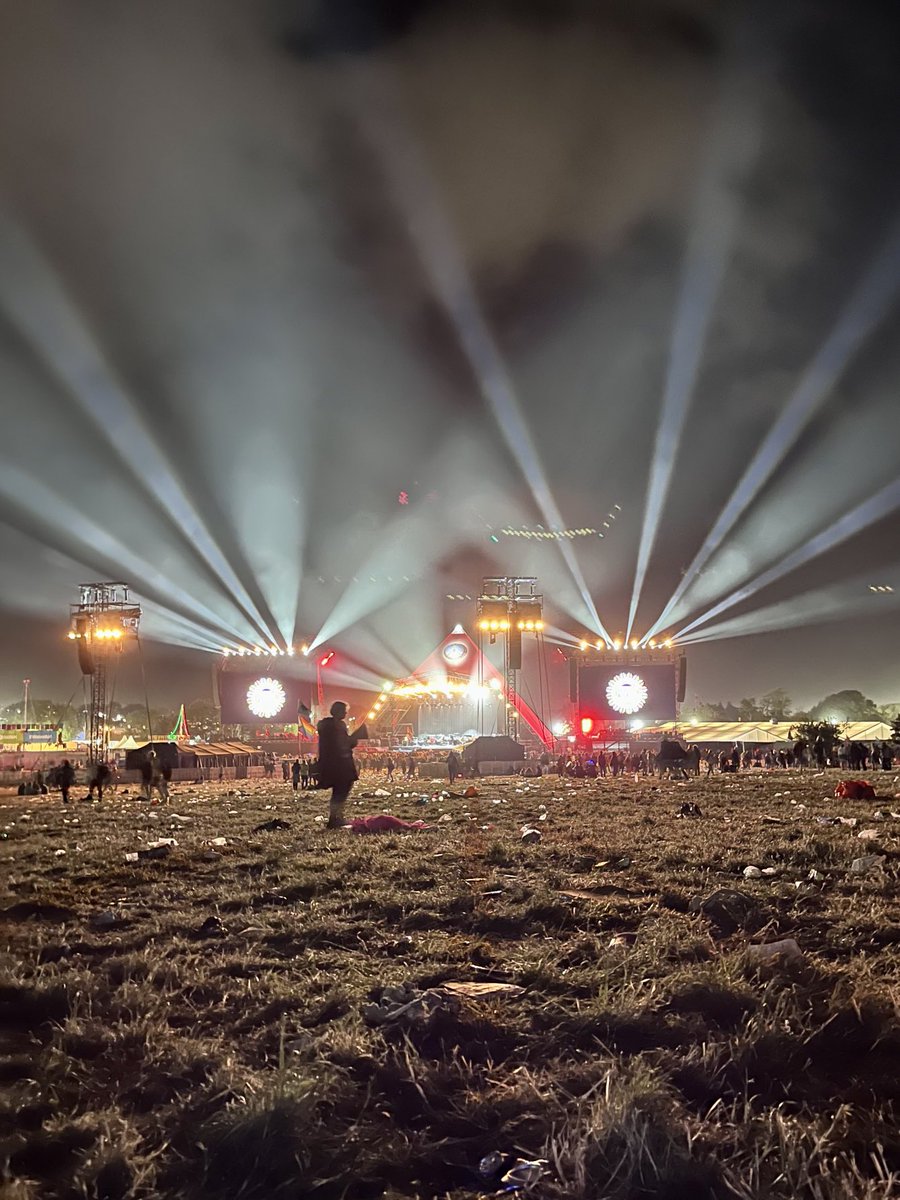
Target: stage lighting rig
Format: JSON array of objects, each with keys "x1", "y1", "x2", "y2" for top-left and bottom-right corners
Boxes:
[
  {"x1": 476, "y1": 577, "x2": 544, "y2": 738},
  {"x1": 69, "y1": 583, "x2": 141, "y2": 763},
  {"x1": 571, "y1": 637, "x2": 679, "y2": 666},
  {"x1": 566, "y1": 634, "x2": 687, "y2": 723}
]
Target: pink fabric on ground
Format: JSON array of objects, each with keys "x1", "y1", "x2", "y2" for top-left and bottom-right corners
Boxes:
[{"x1": 347, "y1": 814, "x2": 432, "y2": 834}]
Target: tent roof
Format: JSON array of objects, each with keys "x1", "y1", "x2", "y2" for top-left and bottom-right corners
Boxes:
[
  {"x1": 124, "y1": 739, "x2": 257, "y2": 755},
  {"x1": 109, "y1": 734, "x2": 142, "y2": 751},
  {"x1": 643, "y1": 720, "x2": 894, "y2": 743},
  {"x1": 643, "y1": 722, "x2": 792, "y2": 743},
  {"x1": 843, "y1": 721, "x2": 893, "y2": 740}
]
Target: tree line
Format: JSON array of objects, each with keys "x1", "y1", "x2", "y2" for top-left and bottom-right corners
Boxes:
[
  {"x1": 0, "y1": 698, "x2": 222, "y2": 742},
  {"x1": 686, "y1": 688, "x2": 897, "y2": 725},
  {"x1": 3, "y1": 687, "x2": 898, "y2": 744}
]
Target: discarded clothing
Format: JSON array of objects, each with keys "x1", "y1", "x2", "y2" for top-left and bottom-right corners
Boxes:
[
  {"x1": 834, "y1": 779, "x2": 876, "y2": 800},
  {"x1": 347, "y1": 814, "x2": 432, "y2": 834}
]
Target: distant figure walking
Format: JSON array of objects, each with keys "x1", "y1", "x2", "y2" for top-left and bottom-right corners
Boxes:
[
  {"x1": 447, "y1": 749, "x2": 461, "y2": 785},
  {"x1": 58, "y1": 759, "x2": 76, "y2": 805},
  {"x1": 88, "y1": 761, "x2": 111, "y2": 802},
  {"x1": 317, "y1": 702, "x2": 367, "y2": 829},
  {"x1": 291, "y1": 758, "x2": 301, "y2": 792},
  {"x1": 144, "y1": 751, "x2": 171, "y2": 803}
]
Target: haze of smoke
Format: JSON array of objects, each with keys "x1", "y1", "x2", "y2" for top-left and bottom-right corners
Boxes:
[{"x1": 0, "y1": 0, "x2": 897, "y2": 695}]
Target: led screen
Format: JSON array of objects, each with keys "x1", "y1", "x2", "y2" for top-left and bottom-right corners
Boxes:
[
  {"x1": 218, "y1": 671, "x2": 310, "y2": 725},
  {"x1": 578, "y1": 663, "x2": 677, "y2": 721}
]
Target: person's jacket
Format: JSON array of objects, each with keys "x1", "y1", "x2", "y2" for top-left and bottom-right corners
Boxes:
[{"x1": 316, "y1": 716, "x2": 360, "y2": 788}]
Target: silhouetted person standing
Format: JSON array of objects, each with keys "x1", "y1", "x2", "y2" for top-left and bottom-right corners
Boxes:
[
  {"x1": 317, "y1": 701, "x2": 366, "y2": 829},
  {"x1": 58, "y1": 759, "x2": 75, "y2": 805},
  {"x1": 89, "y1": 761, "x2": 111, "y2": 802},
  {"x1": 291, "y1": 758, "x2": 301, "y2": 791}
]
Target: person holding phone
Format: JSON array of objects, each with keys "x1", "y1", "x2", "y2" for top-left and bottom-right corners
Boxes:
[{"x1": 317, "y1": 701, "x2": 367, "y2": 828}]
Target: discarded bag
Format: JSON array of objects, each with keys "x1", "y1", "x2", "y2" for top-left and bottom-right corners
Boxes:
[
  {"x1": 850, "y1": 854, "x2": 885, "y2": 874},
  {"x1": 690, "y1": 888, "x2": 767, "y2": 935},
  {"x1": 127, "y1": 843, "x2": 172, "y2": 861},
  {"x1": 478, "y1": 1152, "x2": 550, "y2": 1193},
  {"x1": 89, "y1": 910, "x2": 123, "y2": 930},
  {"x1": 197, "y1": 915, "x2": 226, "y2": 937},
  {"x1": 500, "y1": 1159, "x2": 549, "y2": 1190},
  {"x1": 678, "y1": 802, "x2": 703, "y2": 818},
  {"x1": 835, "y1": 780, "x2": 876, "y2": 800},
  {"x1": 747, "y1": 938, "x2": 803, "y2": 966},
  {"x1": 252, "y1": 818, "x2": 291, "y2": 833},
  {"x1": 363, "y1": 983, "x2": 458, "y2": 1026}
]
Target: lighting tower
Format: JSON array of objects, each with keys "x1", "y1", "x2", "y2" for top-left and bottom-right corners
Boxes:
[
  {"x1": 476, "y1": 577, "x2": 544, "y2": 739},
  {"x1": 69, "y1": 583, "x2": 142, "y2": 763}
]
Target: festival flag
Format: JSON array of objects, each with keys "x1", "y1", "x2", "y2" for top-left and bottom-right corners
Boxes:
[{"x1": 297, "y1": 700, "x2": 316, "y2": 740}]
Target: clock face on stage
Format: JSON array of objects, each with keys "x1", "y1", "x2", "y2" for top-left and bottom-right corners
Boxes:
[
  {"x1": 442, "y1": 640, "x2": 468, "y2": 666},
  {"x1": 246, "y1": 677, "x2": 287, "y2": 719},
  {"x1": 605, "y1": 672, "x2": 649, "y2": 715}
]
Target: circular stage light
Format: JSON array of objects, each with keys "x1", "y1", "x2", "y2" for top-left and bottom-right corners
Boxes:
[
  {"x1": 246, "y1": 676, "x2": 287, "y2": 719},
  {"x1": 606, "y1": 671, "x2": 648, "y2": 715},
  {"x1": 442, "y1": 640, "x2": 468, "y2": 665}
]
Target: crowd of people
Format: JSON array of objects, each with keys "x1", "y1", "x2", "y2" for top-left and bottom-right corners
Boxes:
[
  {"x1": 12, "y1": 753, "x2": 175, "y2": 802},
  {"x1": 554, "y1": 736, "x2": 896, "y2": 778},
  {"x1": 557, "y1": 748, "x2": 655, "y2": 777},
  {"x1": 10, "y1": 711, "x2": 895, "y2": 813}
]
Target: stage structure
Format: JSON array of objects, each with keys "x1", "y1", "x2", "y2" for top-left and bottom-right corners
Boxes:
[
  {"x1": 568, "y1": 639, "x2": 686, "y2": 733},
  {"x1": 69, "y1": 582, "x2": 142, "y2": 763},
  {"x1": 476, "y1": 577, "x2": 544, "y2": 739},
  {"x1": 366, "y1": 628, "x2": 552, "y2": 746}
]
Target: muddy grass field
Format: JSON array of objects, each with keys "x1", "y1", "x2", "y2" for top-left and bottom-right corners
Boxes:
[{"x1": 2, "y1": 769, "x2": 900, "y2": 1200}]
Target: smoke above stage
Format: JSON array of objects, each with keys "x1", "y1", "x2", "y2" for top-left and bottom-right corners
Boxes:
[{"x1": 1, "y1": 0, "x2": 899, "y2": 706}]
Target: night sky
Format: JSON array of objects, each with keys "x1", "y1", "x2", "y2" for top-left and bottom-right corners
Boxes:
[{"x1": 0, "y1": 0, "x2": 898, "y2": 714}]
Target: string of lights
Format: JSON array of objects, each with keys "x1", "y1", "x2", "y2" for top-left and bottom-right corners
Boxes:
[
  {"x1": 579, "y1": 636, "x2": 676, "y2": 651},
  {"x1": 477, "y1": 617, "x2": 545, "y2": 631},
  {"x1": 490, "y1": 505, "x2": 622, "y2": 541},
  {"x1": 222, "y1": 643, "x2": 310, "y2": 657}
]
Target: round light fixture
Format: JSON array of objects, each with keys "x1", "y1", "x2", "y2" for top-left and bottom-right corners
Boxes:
[
  {"x1": 442, "y1": 640, "x2": 468, "y2": 665},
  {"x1": 606, "y1": 671, "x2": 648, "y2": 715},
  {"x1": 246, "y1": 677, "x2": 287, "y2": 719}
]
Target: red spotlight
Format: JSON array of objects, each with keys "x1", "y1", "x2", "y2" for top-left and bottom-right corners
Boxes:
[
  {"x1": 580, "y1": 716, "x2": 594, "y2": 736},
  {"x1": 319, "y1": 651, "x2": 335, "y2": 667}
]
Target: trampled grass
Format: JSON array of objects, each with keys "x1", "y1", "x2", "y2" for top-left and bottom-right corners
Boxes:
[{"x1": 2, "y1": 768, "x2": 899, "y2": 1198}]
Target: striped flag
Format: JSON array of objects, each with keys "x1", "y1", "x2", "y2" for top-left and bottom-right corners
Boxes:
[{"x1": 297, "y1": 700, "x2": 316, "y2": 740}]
